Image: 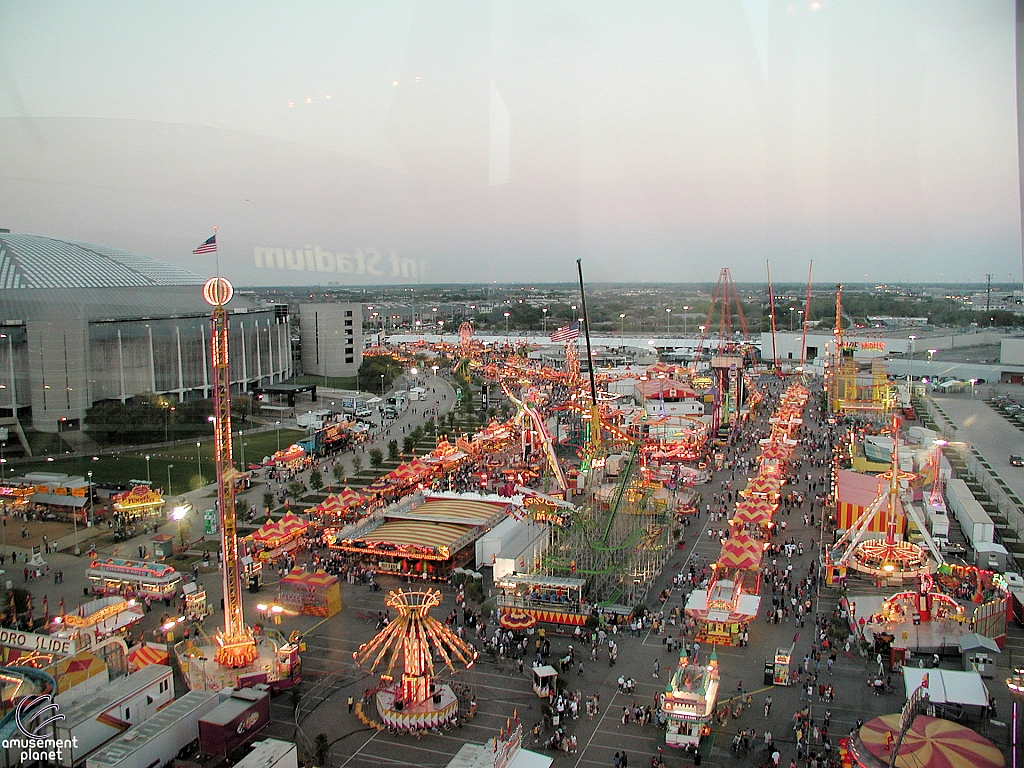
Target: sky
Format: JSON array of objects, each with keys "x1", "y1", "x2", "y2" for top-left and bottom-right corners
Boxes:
[{"x1": 0, "y1": 1, "x2": 1020, "y2": 287}]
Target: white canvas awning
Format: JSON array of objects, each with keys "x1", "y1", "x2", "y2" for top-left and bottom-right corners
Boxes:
[{"x1": 903, "y1": 667, "x2": 989, "y2": 707}]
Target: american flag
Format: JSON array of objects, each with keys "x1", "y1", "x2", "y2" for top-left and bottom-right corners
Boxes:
[
  {"x1": 192, "y1": 234, "x2": 217, "y2": 254},
  {"x1": 550, "y1": 320, "x2": 580, "y2": 343}
]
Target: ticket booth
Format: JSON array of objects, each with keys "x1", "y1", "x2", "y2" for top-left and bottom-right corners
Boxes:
[{"x1": 532, "y1": 665, "x2": 558, "y2": 698}]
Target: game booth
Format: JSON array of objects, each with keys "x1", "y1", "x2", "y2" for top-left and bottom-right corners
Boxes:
[
  {"x1": 127, "y1": 642, "x2": 170, "y2": 673},
  {"x1": 51, "y1": 596, "x2": 145, "y2": 649},
  {"x1": 276, "y1": 568, "x2": 342, "y2": 618},
  {"x1": 247, "y1": 513, "x2": 311, "y2": 561}
]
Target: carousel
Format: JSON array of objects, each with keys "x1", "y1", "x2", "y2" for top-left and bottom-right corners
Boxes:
[
  {"x1": 353, "y1": 588, "x2": 477, "y2": 731},
  {"x1": 848, "y1": 714, "x2": 1003, "y2": 768}
]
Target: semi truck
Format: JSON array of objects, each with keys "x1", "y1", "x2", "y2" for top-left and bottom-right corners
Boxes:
[
  {"x1": 86, "y1": 691, "x2": 219, "y2": 768},
  {"x1": 945, "y1": 478, "x2": 995, "y2": 549}
]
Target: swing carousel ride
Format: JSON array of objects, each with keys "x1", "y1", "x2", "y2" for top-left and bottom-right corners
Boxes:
[
  {"x1": 353, "y1": 588, "x2": 478, "y2": 731},
  {"x1": 827, "y1": 416, "x2": 941, "y2": 583}
]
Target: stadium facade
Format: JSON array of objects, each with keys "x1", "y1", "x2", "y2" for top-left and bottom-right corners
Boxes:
[{"x1": 0, "y1": 234, "x2": 292, "y2": 439}]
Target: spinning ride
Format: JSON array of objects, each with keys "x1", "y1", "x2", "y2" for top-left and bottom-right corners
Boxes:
[
  {"x1": 829, "y1": 417, "x2": 940, "y2": 582},
  {"x1": 353, "y1": 588, "x2": 478, "y2": 731}
]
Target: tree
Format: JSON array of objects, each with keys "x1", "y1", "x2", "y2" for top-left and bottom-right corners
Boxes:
[
  {"x1": 308, "y1": 469, "x2": 325, "y2": 493},
  {"x1": 314, "y1": 733, "x2": 331, "y2": 766},
  {"x1": 387, "y1": 440, "x2": 399, "y2": 461},
  {"x1": 177, "y1": 520, "x2": 191, "y2": 551},
  {"x1": 352, "y1": 454, "x2": 363, "y2": 475},
  {"x1": 369, "y1": 448, "x2": 384, "y2": 470},
  {"x1": 402, "y1": 435, "x2": 415, "y2": 455},
  {"x1": 332, "y1": 464, "x2": 347, "y2": 484},
  {"x1": 287, "y1": 481, "x2": 305, "y2": 500},
  {"x1": 263, "y1": 491, "x2": 274, "y2": 511}
]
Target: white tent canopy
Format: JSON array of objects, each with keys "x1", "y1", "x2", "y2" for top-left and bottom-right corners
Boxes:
[{"x1": 903, "y1": 667, "x2": 989, "y2": 707}]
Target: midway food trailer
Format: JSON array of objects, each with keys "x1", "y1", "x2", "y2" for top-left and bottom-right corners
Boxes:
[{"x1": 87, "y1": 559, "x2": 181, "y2": 601}]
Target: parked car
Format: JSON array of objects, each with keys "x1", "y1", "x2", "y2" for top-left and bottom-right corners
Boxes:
[{"x1": 1011, "y1": 455, "x2": 1024, "y2": 467}]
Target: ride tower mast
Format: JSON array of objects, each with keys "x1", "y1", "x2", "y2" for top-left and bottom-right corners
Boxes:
[{"x1": 203, "y1": 277, "x2": 259, "y2": 669}]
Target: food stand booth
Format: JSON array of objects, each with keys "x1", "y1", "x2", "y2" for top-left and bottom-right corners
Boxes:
[
  {"x1": 662, "y1": 649, "x2": 720, "y2": 749},
  {"x1": 532, "y1": 665, "x2": 559, "y2": 698},
  {"x1": 111, "y1": 485, "x2": 166, "y2": 522},
  {"x1": 772, "y1": 644, "x2": 794, "y2": 686},
  {"x1": 276, "y1": 568, "x2": 341, "y2": 618},
  {"x1": 183, "y1": 581, "x2": 212, "y2": 621}
]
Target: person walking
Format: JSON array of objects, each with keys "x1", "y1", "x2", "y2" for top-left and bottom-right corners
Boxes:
[{"x1": 764, "y1": 695, "x2": 772, "y2": 717}]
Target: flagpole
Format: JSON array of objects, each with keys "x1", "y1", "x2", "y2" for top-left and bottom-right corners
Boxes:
[{"x1": 213, "y1": 225, "x2": 220, "y2": 279}]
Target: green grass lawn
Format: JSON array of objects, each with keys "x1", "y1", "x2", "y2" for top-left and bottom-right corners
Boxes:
[{"x1": 9, "y1": 429, "x2": 306, "y2": 493}]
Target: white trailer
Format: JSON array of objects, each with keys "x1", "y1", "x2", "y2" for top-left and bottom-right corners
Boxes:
[
  {"x1": 57, "y1": 664, "x2": 174, "y2": 768},
  {"x1": 234, "y1": 740, "x2": 297, "y2": 768},
  {"x1": 927, "y1": 509, "x2": 950, "y2": 547},
  {"x1": 86, "y1": 690, "x2": 218, "y2": 768},
  {"x1": 945, "y1": 478, "x2": 995, "y2": 548}
]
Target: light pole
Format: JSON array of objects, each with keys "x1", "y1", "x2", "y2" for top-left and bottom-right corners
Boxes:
[
  {"x1": 683, "y1": 306, "x2": 689, "y2": 336},
  {"x1": 908, "y1": 334, "x2": 917, "y2": 385},
  {"x1": 619, "y1": 313, "x2": 626, "y2": 335},
  {"x1": 275, "y1": 421, "x2": 281, "y2": 452},
  {"x1": 666, "y1": 308, "x2": 672, "y2": 334},
  {"x1": 789, "y1": 307, "x2": 796, "y2": 331},
  {"x1": 145, "y1": 454, "x2": 151, "y2": 484},
  {"x1": 542, "y1": 307, "x2": 548, "y2": 334},
  {"x1": 87, "y1": 470, "x2": 93, "y2": 525},
  {"x1": 928, "y1": 349, "x2": 937, "y2": 393},
  {"x1": 196, "y1": 441, "x2": 203, "y2": 486},
  {"x1": 504, "y1": 312, "x2": 511, "y2": 333},
  {"x1": 167, "y1": 464, "x2": 173, "y2": 497},
  {"x1": 380, "y1": 373, "x2": 385, "y2": 395}
]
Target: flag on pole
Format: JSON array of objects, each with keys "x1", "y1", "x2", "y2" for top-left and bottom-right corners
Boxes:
[
  {"x1": 192, "y1": 234, "x2": 217, "y2": 254},
  {"x1": 550, "y1": 320, "x2": 580, "y2": 343}
]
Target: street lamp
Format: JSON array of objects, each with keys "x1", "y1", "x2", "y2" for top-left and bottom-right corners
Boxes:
[
  {"x1": 145, "y1": 454, "x2": 151, "y2": 484},
  {"x1": 542, "y1": 307, "x2": 548, "y2": 333},
  {"x1": 196, "y1": 442, "x2": 203, "y2": 486},
  {"x1": 666, "y1": 308, "x2": 672, "y2": 334},
  {"x1": 87, "y1": 470, "x2": 93, "y2": 525},
  {"x1": 789, "y1": 307, "x2": 796, "y2": 331},
  {"x1": 928, "y1": 349, "x2": 937, "y2": 393},
  {"x1": 380, "y1": 373, "x2": 385, "y2": 395},
  {"x1": 275, "y1": 421, "x2": 281, "y2": 452},
  {"x1": 683, "y1": 306, "x2": 689, "y2": 336},
  {"x1": 167, "y1": 464, "x2": 173, "y2": 497},
  {"x1": 619, "y1": 313, "x2": 626, "y2": 335},
  {"x1": 504, "y1": 311, "x2": 511, "y2": 332},
  {"x1": 241, "y1": 441, "x2": 248, "y2": 471},
  {"x1": 908, "y1": 334, "x2": 918, "y2": 384},
  {"x1": 1008, "y1": 667, "x2": 1024, "y2": 768}
]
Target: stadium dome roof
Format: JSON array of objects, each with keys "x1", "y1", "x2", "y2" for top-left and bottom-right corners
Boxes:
[{"x1": 0, "y1": 233, "x2": 204, "y2": 289}]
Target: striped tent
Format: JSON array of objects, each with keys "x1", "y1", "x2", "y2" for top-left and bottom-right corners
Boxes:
[
  {"x1": 744, "y1": 475, "x2": 782, "y2": 498},
  {"x1": 251, "y1": 513, "x2": 310, "y2": 546},
  {"x1": 836, "y1": 470, "x2": 889, "y2": 532},
  {"x1": 51, "y1": 651, "x2": 106, "y2": 694},
  {"x1": 716, "y1": 535, "x2": 763, "y2": 571},
  {"x1": 759, "y1": 442, "x2": 794, "y2": 461},
  {"x1": 128, "y1": 643, "x2": 170, "y2": 673},
  {"x1": 349, "y1": 519, "x2": 471, "y2": 560},
  {"x1": 312, "y1": 488, "x2": 365, "y2": 519},
  {"x1": 732, "y1": 499, "x2": 775, "y2": 526}
]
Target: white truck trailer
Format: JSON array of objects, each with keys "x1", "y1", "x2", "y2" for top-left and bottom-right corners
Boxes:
[
  {"x1": 945, "y1": 478, "x2": 995, "y2": 548},
  {"x1": 86, "y1": 690, "x2": 218, "y2": 768}
]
